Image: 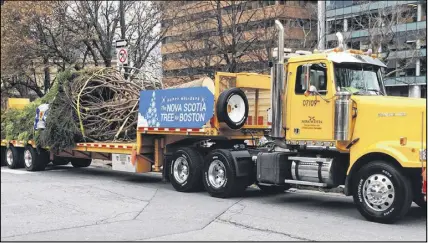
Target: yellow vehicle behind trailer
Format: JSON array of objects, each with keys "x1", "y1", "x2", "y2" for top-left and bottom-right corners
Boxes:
[{"x1": 1, "y1": 20, "x2": 426, "y2": 224}]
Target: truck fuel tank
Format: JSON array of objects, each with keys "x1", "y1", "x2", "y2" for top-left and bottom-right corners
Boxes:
[{"x1": 288, "y1": 156, "x2": 347, "y2": 187}]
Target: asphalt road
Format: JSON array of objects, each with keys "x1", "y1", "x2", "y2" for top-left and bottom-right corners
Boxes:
[{"x1": 1, "y1": 164, "x2": 427, "y2": 241}]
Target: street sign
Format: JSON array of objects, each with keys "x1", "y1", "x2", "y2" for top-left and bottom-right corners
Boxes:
[
  {"x1": 117, "y1": 47, "x2": 128, "y2": 65},
  {"x1": 115, "y1": 39, "x2": 127, "y2": 48}
]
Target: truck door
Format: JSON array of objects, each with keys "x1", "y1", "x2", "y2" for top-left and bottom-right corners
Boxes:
[{"x1": 286, "y1": 61, "x2": 335, "y2": 141}]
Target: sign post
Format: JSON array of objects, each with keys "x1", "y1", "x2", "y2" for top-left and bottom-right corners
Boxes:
[{"x1": 115, "y1": 39, "x2": 129, "y2": 78}]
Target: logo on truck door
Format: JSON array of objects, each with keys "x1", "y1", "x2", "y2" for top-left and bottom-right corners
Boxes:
[{"x1": 301, "y1": 116, "x2": 323, "y2": 130}]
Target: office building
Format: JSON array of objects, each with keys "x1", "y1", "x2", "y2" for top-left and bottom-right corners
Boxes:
[
  {"x1": 321, "y1": 0, "x2": 427, "y2": 98},
  {"x1": 161, "y1": 1, "x2": 317, "y2": 86}
]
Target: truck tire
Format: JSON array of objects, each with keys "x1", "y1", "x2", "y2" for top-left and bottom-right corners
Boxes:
[
  {"x1": 5, "y1": 146, "x2": 23, "y2": 169},
  {"x1": 52, "y1": 157, "x2": 70, "y2": 166},
  {"x1": 257, "y1": 183, "x2": 291, "y2": 194},
  {"x1": 1, "y1": 147, "x2": 6, "y2": 166},
  {"x1": 216, "y1": 88, "x2": 248, "y2": 129},
  {"x1": 23, "y1": 146, "x2": 46, "y2": 171},
  {"x1": 352, "y1": 161, "x2": 412, "y2": 224},
  {"x1": 71, "y1": 158, "x2": 92, "y2": 168},
  {"x1": 203, "y1": 149, "x2": 247, "y2": 198},
  {"x1": 169, "y1": 147, "x2": 204, "y2": 192}
]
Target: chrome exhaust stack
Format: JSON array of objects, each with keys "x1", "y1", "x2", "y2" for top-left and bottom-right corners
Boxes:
[{"x1": 271, "y1": 20, "x2": 285, "y2": 139}]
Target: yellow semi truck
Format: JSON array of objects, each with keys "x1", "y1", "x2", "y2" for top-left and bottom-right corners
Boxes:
[{"x1": 1, "y1": 20, "x2": 426, "y2": 224}]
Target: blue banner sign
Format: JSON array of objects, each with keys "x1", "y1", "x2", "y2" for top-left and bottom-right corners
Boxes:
[{"x1": 138, "y1": 87, "x2": 214, "y2": 128}]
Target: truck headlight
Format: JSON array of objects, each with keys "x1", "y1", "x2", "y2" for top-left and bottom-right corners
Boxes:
[{"x1": 420, "y1": 149, "x2": 427, "y2": 161}]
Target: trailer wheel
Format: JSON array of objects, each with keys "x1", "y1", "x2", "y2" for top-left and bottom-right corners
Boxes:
[
  {"x1": 23, "y1": 146, "x2": 46, "y2": 171},
  {"x1": 5, "y1": 146, "x2": 23, "y2": 169},
  {"x1": 257, "y1": 183, "x2": 291, "y2": 194},
  {"x1": 216, "y1": 88, "x2": 248, "y2": 129},
  {"x1": 169, "y1": 147, "x2": 204, "y2": 192},
  {"x1": 203, "y1": 149, "x2": 247, "y2": 198},
  {"x1": 52, "y1": 157, "x2": 70, "y2": 166},
  {"x1": 352, "y1": 161, "x2": 412, "y2": 224},
  {"x1": 71, "y1": 158, "x2": 92, "y2": 168},
  {"x1": 1, "y1": 147, "x2": 6, "y2": 166}
]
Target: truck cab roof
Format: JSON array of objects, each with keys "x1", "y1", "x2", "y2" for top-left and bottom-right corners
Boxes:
[{"x1": 286, "y1": 50, "x2": 387, "y2": 68}]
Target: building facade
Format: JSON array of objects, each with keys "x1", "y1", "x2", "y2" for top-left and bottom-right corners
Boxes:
[
  {"x1": 321, "y1": 0, "x2": 427, "y2": 98},
  {"x1": 161, "y1": 1, "x2": 317, "y2": 86}
]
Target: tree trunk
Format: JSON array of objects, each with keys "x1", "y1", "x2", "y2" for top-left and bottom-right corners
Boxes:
[
  {"x1": 167, "y1": 76, "x2": 215, "y2": 94},
  {"x1": 43, "y1": 56, "x2": 51, "y2": 93}
]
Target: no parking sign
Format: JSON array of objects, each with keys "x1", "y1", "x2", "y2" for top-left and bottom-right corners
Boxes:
[{"x1": 117, "y1": 47, "x2": 128, "y2": 65}]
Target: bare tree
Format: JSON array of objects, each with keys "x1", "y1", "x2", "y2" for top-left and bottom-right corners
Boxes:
[
  {"x1": 162, "y1": 1, "x2": 318, "y2": 84},
  {"x1": 1, "y1": 0, "x2": 170, "y2": 104},
  {"x1": 293, "y1": 2, "x2": 318, "y2": 50}
]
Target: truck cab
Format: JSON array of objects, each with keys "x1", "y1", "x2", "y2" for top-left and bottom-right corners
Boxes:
[{"x1": 258, "y1": 20, "x2": 427, "y2": 223}]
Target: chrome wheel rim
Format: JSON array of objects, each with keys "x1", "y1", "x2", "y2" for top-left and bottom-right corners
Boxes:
[
  {"x1": 208, "y1": 160, "x2": 226, "y2": 189},
  {"x1": 24, "y1": 150, "x2": 32, "y2": 168},
  {"x1": 173, "y1": 157, "x2": 189, "y2": 184},
  {"x1": 227, "y1": 94, "x2": 245, "y2": 123},
  {"x1": 363, "y1": 174, "x2": 395, "y2": 211},
  {"x1": 6, "y1": 149, "x2": 13, "y2": 166}
]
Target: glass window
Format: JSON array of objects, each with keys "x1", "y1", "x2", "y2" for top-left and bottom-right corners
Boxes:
[
  {"x1": 334, "y1": 63, "x2": 384, "y2": 95},
  {"x1": 406, "y1": 68, "x2": 416, "y2": 76},
  {"x1": 327, "y1": 20, "x2": 336, "y2": 34},
  {"x1": 295, "y1": 63, "x2": 328, "y2": 95},
  {"x1": 422, "y1": 3, "x2": 427, "y2": 20},
  {"x1": 421, "y1": 57, "x2": 427, "y2": 76},
  {"x1": 335, "y1": 19, "x2": 344, "y2": 32}
]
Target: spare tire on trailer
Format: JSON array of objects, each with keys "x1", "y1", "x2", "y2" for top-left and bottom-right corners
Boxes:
[{"x1": 216, "y1": 88, "x2": 249, "y2": 129}]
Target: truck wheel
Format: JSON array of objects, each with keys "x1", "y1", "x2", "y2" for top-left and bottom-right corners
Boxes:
[
  {"x1": 169, "y1": 147, "x2": 204, "y2": 192},
  {"x1": 203, "y1": 149, "x2": 247, "y2": 198},
  {"x1": 5, "y1": 146, "x2": 23, "y2": 169},
  {"x1": 352, "y1": 161, "x2": 412, "y2": 224},
  {"x1": 71, "y1": 158, "x2": 92, "y2": 168},
  {"x1": 257, "y1": 183, "x2": 291, "y2": 194},
  {"x1": 23, "y1": 146, "x2": 46, "y2": 171},
  {"x1": 216, "y1": 88, "x2": 248, "y2": 129},
  {"x1": 1, "y1": 147, "x2": 6, "y2": 166},
  {"x1": 52, "y1": 157, "x2": 70, "y2": 166}
]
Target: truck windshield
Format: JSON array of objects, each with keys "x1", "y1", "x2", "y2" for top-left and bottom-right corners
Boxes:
[{"x1": 334, "y1": 63, "x2": 385, "y2": 96}]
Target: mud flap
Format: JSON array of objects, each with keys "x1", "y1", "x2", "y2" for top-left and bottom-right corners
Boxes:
[{"x1": 229, "y1": 150, "x2": 254, "y2": 178}]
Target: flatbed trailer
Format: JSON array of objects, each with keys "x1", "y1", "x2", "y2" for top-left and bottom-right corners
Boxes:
[{"x1": 1, "y1": 71, "x2": 271, "y2": 179}]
